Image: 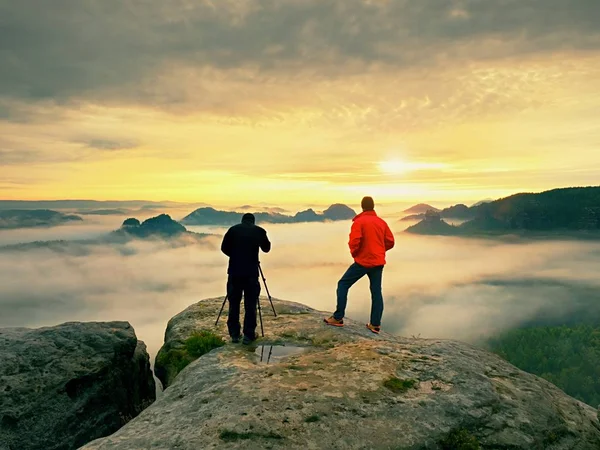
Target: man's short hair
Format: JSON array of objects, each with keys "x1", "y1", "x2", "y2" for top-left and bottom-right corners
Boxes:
[
  {"x1": 361, "y1": 196, "x2": 375, "y2": 211},
  {"x1": 241, "y1": 213, "x2": 256, "y2": 224}
]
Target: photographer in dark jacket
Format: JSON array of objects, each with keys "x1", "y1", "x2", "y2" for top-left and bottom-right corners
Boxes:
[{"x1": 221, "y1": 213, "x2": 271, "y2": 344}]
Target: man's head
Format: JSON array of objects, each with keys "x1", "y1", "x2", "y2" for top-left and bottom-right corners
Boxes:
[
  {"x1": 241, "y1": 213, "x2": 256, "y2": 224},
  {"x1": 361, "y1": 196, "x2": 375, "y2": 211}
]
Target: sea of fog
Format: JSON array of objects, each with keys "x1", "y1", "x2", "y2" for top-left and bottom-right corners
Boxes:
[{"x1": 2, "y1": 213, "x2": 600, "y2": 370}]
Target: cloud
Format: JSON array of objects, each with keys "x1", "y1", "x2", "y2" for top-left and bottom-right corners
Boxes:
[
  {"x1": 0, "y1": 135, "x2": 80, "y2": 165},
  {"x1": 0, "y1": 149, "x2": 41, "y2": 165},
  {"x1": 0, "y1": 0, "x2": 598, "y2": 111},
  {"x1": 83, "y1": 139, "x2": 141, "y2": 151},
  {"x1": 2, "y1": 219, "x2": 600, "y2": 365}
]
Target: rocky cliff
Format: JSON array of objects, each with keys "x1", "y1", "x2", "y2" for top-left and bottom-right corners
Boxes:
[
  {"x1": 84, "y1": 298, "x2": 600, "y2": 450},
  {"x1": 0, "y1": 321, "x2": 155, "y2": 450}
]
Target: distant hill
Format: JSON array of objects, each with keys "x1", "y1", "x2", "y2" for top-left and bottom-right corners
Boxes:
[
  {"x1": 403, "y1": 203, "x2": 440, "y2": 215},
  {"x1": 400, "y1": 213, "x2": 428, "y2": 222},
  {"x1": 404, "y1": 211, "x2": 457, "y2": 236},
  {"x1": 236, "y1": 205, "x2": 288, "y2": 214},
  {"x1": 0, "y1": 200, "x2": 181, "y2": 211},
  {"x1": 76, "y1": 209, "x2": 129, "y2": 216},
  {"x1": 322, "y1": 204, "x2": 356, "y2": 221},
  {"x1": 112, "y1": 214, "x2": 189, "y2": 239},
  {"x1": 441, "y1": 204, "x2": 473, "y2": 219},
  {"x1": 0, "y1": 214, "x2": 211, "y2": 253},
  {"x1": 471, "y1": 199, "x2": 494, "y2": 207},
  {"x1": 293, "y1": 208, "x2": 321, "y2": 222},
  {"x1": 181, "y1": 204, "x2": 356, "y2": 226},
  {"x1": 400, "y1": 203, "x2": 473, "y2": 221},
  {"x1": 180, "y1": 208, "x2": 286, "y2": 226},
  {"x1": 0, "y1": 210, "x2": 83, "y2": 229},
  {"x1": 406, "y1": 186, "x2": 600, "y2": 237}
]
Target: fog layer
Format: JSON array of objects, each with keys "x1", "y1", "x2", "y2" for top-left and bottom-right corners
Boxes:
[{"x1": 1, "y1": 218, "x2": 599, "y2": 362}]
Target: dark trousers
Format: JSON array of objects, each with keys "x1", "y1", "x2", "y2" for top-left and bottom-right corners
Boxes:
[
  {"x1": 334, "y1": 262, "x2": 384, "y2": 326},
  {"x1": 227, "y1": 275, "x2": 261, "y2": 339}
]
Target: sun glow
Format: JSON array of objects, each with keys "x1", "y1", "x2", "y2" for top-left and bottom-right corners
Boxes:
[{"x1": 377, "y1": 159, "x2": 447, "y2": 175}]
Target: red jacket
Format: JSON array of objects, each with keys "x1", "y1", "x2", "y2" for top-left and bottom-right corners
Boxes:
[{"x1": 348, "y1": 210, "x2": 395, "y2": 267}]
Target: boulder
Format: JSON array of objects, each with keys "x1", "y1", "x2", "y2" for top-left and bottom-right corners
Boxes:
[
  {"x1": 84, "y1": 298, "x2": 600, "y2": 450},
  {"x1": 0, "y1": 322, "x2": 155, "y2": 450}
]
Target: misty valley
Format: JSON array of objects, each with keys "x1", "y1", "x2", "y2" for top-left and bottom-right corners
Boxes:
[{"x1": 1, "y1": 193, "x2": 600, "y2": 410}]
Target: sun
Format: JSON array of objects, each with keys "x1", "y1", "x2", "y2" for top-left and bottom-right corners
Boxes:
[
  {"x1": 377, "y1": 159, "x2": 448, "y2": 174},
  {"x1": 377, "y1": 159, "x2": 413, "y2": 175}
]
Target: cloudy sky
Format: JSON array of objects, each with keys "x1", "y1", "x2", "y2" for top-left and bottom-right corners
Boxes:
[{"x1": 1, "y1": 0, "x2": 599, "y2": 206}]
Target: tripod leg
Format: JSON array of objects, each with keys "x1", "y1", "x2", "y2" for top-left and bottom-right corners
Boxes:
[
  {"x1": 215, "y1": 295, "x2": 228, "y2": 327},
  {"x1": 259, "y1": 264, "x2": 277, "y2": 317},
  {"x1": 268, "y1": 295, "x2": 277, "y2": 318},
  {"x1": 257, "y1": 296, "x2": 264, "y2": 337}
]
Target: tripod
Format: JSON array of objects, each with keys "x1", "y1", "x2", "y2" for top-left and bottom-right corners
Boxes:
[{"x1": 215, "y1": 262, "x2": 277, "y2": 337}]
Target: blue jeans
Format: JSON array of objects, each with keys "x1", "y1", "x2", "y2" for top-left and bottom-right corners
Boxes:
[{"x1": 334, "y1": 262, "x2": 384, "y2": 326}]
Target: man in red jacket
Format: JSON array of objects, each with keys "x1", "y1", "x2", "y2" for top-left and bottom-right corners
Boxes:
[{"x1": 324, "y1": 196, "x2": 395, "y2": 334}]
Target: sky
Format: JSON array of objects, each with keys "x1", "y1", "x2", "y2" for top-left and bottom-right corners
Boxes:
[{"x1": 1, "y1": 0, "x2": 599, "y2": 207}]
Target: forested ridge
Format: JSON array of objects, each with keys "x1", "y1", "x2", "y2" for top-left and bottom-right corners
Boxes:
[{"x1": 487, "y1": 324, "x2": 600, "y2": 407}]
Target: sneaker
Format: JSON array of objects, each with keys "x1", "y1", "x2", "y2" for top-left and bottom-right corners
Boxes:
[
  {"x1": 366, "y1": 323, "x2": 381, "y2": 334},
  {"x1": 231, "y1": 335, "x2": 240, "y2": 344},
  {"x1": 324, "y1": 316, "x2": 344, "y2": 327}
]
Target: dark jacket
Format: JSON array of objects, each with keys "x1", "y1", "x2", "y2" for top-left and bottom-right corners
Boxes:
[{"x1": 221, "y1": 215, "x2": 271, "y2": 277}]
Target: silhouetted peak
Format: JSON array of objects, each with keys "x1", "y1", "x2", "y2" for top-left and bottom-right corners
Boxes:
[
  {"x1": 404, "y1": 203, "x2": 440, "y2": 214},
  {"x1": 118, "y1": 214, "x2": 187, "y2": 238},
  {"x1": 322, "y1": 204, "x2": 356, "y2": 220},
  {"x1": 424, "y1": 209, "x2": 442, "y2": 221},
  {"x1": 295, "y1": 208, "x2": 317, "y2": 216},
  {"x1": 122, "y1": 218, "x2": 141, "y2": 228}
]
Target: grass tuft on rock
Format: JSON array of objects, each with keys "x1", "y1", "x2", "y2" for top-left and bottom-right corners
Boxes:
[
  {"x1": 304, "y1": 414, "x2": 321, "y2": 423},
  {"x1": 156, "y1": 330, "x2": 225, "y2": 386},
  {"x1": 185, "y1": 331, "x2": 226, "y2": 357},
  {"x1": 383, "y1": 377, "x2": 418, "y2": 393},
  {"x1": 439, "y1": 428, "x2": 481, "y2": 450}
]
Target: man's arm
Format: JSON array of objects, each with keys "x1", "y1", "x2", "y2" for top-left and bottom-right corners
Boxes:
[
  {"x1": 260, "y1": 228, "x2": 271, "y2": 253},
  {"x1": 384, "y1": 222, "x2": 395, "y2": 251},
  {"x1": 221, "y1": 229, "x2": 232, "y2": 257},
  {"x1": 348, "y1": 221, "x2": 362, "y2": 257}
]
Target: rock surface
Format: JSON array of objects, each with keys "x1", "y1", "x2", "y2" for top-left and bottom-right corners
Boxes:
[
  {"x1": 85, "y1": 298, "x2": 600, "y2": 450},
  {"x1": 0, "y1": 321, "x2": 155, "y2": 450}
]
